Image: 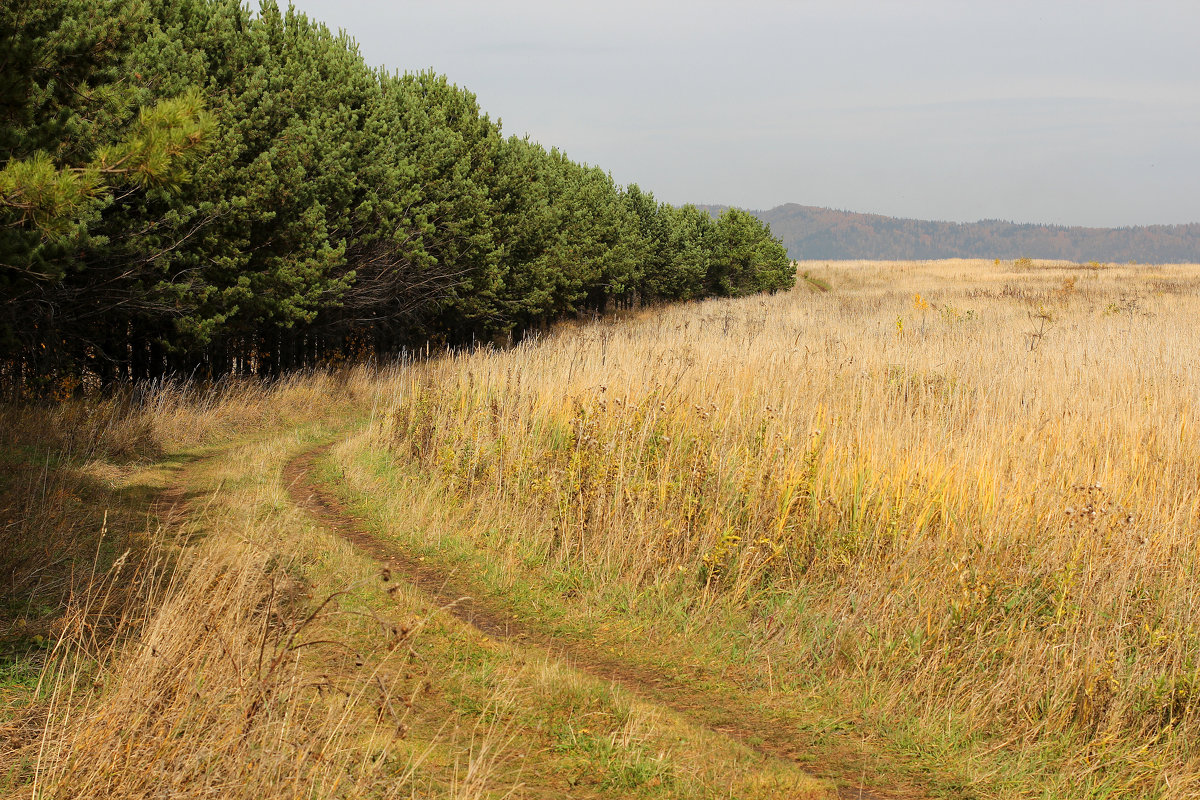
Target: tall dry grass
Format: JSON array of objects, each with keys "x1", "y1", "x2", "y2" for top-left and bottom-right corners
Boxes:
[
  {"x1": 367, "y1": 259, "x2": 1200, "y2": 795},
  {"x1": 1, "y1": 368, "x2": 485, "y2": 799},
  {"x1": 0, "y1": 369, "x2": 374, "y2": 461},
  {"x1": 0, "y1": 369, "x2": 374, "y2": 630},
  {"x1": 31, "y1": 529, "x2": 425, "y2": 800}
]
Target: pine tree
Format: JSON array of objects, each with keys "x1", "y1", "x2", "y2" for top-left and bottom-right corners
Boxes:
[
  {"x1": 708, "y1": 208, "x2": 794, "y2": 296},
  {"x1": 0, "y1": 0, "x2": 213, "y2": 386}
]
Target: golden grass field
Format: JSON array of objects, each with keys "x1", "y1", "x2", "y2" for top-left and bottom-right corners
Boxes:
[
  {"x1": 354, "y1": 258, "x2": 1200, "y2": 797},
  {"x1": 3, "y1": 258, "x2": 1200, "y2": 799}
]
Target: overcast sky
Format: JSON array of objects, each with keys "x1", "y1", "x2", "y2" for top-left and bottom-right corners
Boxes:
[{"x1": 281, "y1": 0, "x2": 1199, "y2": 227}]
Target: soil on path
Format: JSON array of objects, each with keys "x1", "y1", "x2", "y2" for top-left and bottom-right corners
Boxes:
[{"x1": 283, "y1": 445, "x2": 934, "y2": 800}]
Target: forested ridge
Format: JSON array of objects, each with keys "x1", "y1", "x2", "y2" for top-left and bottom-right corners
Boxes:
[
  {"x1": 0, "y1": 0, "x2": 792, "y2": 396},
  {"x1": 702, "y1": 203, "x2": 1200, "y2": 262}
]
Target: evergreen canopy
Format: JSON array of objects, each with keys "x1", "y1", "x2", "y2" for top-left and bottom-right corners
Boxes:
[{"x1": 1, "y1": 0, "x2": 793, "y2": 393}]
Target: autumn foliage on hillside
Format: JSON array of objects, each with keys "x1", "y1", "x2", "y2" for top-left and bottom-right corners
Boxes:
[{"x1": 703, "y1": 203, "x2": 1200, "y2": 262}]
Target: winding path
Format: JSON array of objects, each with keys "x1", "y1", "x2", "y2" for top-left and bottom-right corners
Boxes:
[{"x1": 283, "y1": 443, "x2": 925, "y2": 800}]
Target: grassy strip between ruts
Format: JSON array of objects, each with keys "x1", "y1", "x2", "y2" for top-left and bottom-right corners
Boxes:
[
  {"x1": 315, "y1": 436, "x2": 926, "y2": 799},
  {"x1": 292, "y1": 446, "x2": 838, "y2": 798}
]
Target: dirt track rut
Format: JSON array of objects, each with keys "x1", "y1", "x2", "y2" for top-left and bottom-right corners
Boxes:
[{"x1": 283, "y1": 443, "x2": 926, "y2": 800}]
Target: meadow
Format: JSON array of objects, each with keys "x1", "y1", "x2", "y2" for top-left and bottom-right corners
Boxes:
[
  {"x1": 3, "y1": 258, "x2": 1199, "y2": 799},
  {"x1": 343, "y1": 258, "x2": 1200, "y2": 797}
]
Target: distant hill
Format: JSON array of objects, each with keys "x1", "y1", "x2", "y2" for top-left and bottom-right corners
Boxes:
[{"x1": 698, "y1": 204, "x2": 1200, "y2": 262}]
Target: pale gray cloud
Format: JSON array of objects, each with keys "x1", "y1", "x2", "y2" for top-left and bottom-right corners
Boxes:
[{"x1": 281, "y1": 0, "x2": 1200, "y2": 226}]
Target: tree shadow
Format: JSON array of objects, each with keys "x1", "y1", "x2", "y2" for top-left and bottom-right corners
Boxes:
[{"x1": 0, "y1": 447, "x2": 209, "y2": 675}]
